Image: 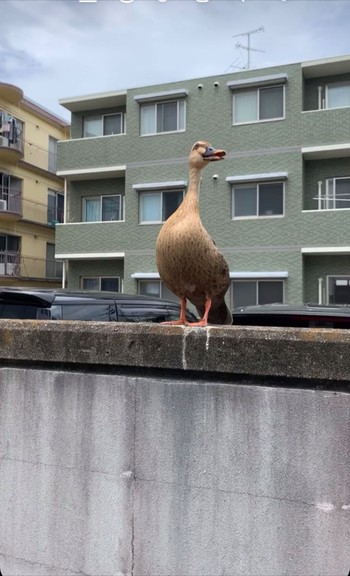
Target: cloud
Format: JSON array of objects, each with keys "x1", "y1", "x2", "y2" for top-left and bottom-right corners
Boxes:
[{"x1": 1, "y1": 0, "x2": 350, "y2": 120}]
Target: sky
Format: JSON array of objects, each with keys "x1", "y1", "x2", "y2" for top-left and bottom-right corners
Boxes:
[{"x1": 1, "y1": 0, "x2": 350, "y2": 122}]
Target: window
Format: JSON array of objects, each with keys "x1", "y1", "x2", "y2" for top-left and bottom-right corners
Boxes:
[
  {"x1": 324, "y1": 177, "x2": 350, "y2": 209},
  {"x1": 232, "y1": 181, "x2": 284, "y2": 218},
  {"x1": 139, "y1": 280, "x2": 178, "y2": 301},
  {"x1": 83, "y1": 195, "x2": 122, "y2": 222},
  {"x1": 139, "y1": 190, "x2": 184, "y2": 223},
  {"x1": 48, "y1": 136, "x2": 58, "y2": 172},
  {"x1": 0, "y1": 111, "x2": 23, "y2": 152},
  {"x1": 0, "y1": 234, "x2": 20, "y2": 276},
  {"x1": 328, "y1": 276, "x2": 350, "y2": 304},
  {"x1": 0, "y1": 172, "x2": 21, "y2": 213},
  {"x1": 140, "y1": 100, "x2": 185, "y2": 135},
  {"x1": 233, "y1": 85, "x2": 284, "y2": 124},
  {"x1": 326, "y1": 83, "x2": 350, "y2": 109},
  {"x1": 83, "y1": 113, "x2": 125, "y2": 138},
  {"x1": 46, "y1": 243, "x2": 62, "y2": 278},
  {"x1": 61, "y1": 304, "x2": 115, "y2": 321},
  {"x1": 47, "y1": 190, "x2": 64, "y2": 224},
  {"x1": 232, "y1": 280, "x2": 284, "y2": 308},
  {"x1": 81, "y1": 277, "x2": 120, "y2": 292}
]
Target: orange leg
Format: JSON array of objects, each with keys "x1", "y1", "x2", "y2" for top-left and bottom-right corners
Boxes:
[
  {"x1": 186, "y1": 297, "x2": 212, "y2": 327},
  {"x1": 161, "y1": 297, "x2": 188, "y2": 325}
]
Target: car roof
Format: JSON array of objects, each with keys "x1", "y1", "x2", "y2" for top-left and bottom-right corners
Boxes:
[
  {"x1": 0, "y1": 287, "x2": 180, "y2": 307},
  {"x1": 232, "y1": 303, "x2": 350, "y2": 317}
]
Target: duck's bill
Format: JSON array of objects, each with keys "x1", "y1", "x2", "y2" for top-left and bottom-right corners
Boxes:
[{"x1": 203, "y1": 149, "x2": 226, "y2": 161}]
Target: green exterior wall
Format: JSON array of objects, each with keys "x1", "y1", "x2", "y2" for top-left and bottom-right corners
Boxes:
[{"x1": 56, "y1": 57, "x2": 350, "y2": 305}]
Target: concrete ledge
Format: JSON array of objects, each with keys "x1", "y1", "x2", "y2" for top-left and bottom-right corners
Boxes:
[{"x1": 1, "y1": 320, "x2": 350, "y2": 381}]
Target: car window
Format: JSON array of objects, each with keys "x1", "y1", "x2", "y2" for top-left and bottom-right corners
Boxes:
[
  {"x1": 117, "y1": 305, "x2": 170, "y2": 323},
  {"x1": 0, "y1": 303, "x2": 39, "y2": 319},
  {"x1": 61, "y1": 304, "x2": 116, "y2": 321}
]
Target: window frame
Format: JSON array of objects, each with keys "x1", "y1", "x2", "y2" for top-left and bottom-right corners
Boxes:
[
  {"x1": 232, "y1": 84, "x2": 285, "y2": 125},
  {"x1": 82, "y1": 194, "x2": 123, "y2": 222},
  {"x1": 327, "y1": 275, "x2": 350, "y2": 305},
  {"x1": 47, "y1": 189, "x2": 64, "y2": 224},
  {"x1": 231, "y1": 279, "x2": 285, "y2": 308},
  {"x1": 139, "y1": 189, "x2": 184, "y2": 224},
  {"x1": 82, "y1": 112, "x2": 125, "y2": 138},
  {"x1": 81, "y1": 276, "x2": 120, "y2": 292},
  {"x1": 231, "y1": 181, "x2": 285, "y2": 220},
  {"x1": 140, "y1": 99, "x2": 186, "y2": 136},
  {"x1": 138, "y1": 279, "x2": 178, "y2": 301},
  {"x1": 325, "y1": 82, "x2": 350, "y2": 110},
  {"x1": 48, "y1": 136, "x2": 58, "y2": 173},
  {"x1": 324, "y1": 176, "x2": 350, "y2": 210}
]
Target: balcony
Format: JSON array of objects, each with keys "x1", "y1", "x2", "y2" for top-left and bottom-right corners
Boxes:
[
  {"x1": 55, "y1": 221, "x2": 127, "y2": 256},
  {"x1": 0, "y1": 252, "x2": 63, "y2": 280},
  {"x1": 301, "y1": 107, "x2": 350, "y2": 148},
  {"x1": 57, "y1": 135, "x2": 127, "y2": 173},
  {"x1": 0, "y1": 135, "x2": 23, "y2": 162},
  {"x1": 0, "y1": 192, "x2": 22, "y2": 221}
]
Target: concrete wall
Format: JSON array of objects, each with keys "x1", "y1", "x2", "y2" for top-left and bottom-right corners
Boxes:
[{"x1": 0, "y1": 321, "x2": 349, "y2": 576}]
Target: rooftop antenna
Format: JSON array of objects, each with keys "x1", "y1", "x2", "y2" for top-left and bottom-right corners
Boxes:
[{"x1": 231, "y1": 26, "x2": 265, "y2": 70}]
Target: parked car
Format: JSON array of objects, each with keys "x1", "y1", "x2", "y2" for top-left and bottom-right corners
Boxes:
[
  {"x1": 0, "y1": 287, "x2": 197, "y2": 323},
  {"x1": 232, "y1": 303, "x2": 350, "y2": 329}
]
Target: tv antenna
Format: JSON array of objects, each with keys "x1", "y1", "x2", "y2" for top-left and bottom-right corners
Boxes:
[{"x1": 229, "y1": 26, "x2": 265, "y2": 71}]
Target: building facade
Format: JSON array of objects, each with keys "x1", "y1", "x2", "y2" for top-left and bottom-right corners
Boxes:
[
  {"x1": 0, "y1": 83, "x2": 69, "y2": 288},
  {"x1": 56, "y1": 55, "x2": 350, "y2": 307}
]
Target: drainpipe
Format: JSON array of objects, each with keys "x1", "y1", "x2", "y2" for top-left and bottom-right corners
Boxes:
[
  {"x1": 318, "y1": 86, "x2": 323, "y2": 110},
  {"x1": 62, "y1": 261, "x2": 66, "y2": 289},
  {"x1": 317, "y1": 181, "x2": 323, "y2": 210},
  {"x1": 318, "y1": 277, "x2": 323, "y2": 304},
  {"x1": 63, "y1": 178, "x2": 67, "y2": 223},
  {"x1": 60, "y1": 177, "x2": 68, "y2": 288}
]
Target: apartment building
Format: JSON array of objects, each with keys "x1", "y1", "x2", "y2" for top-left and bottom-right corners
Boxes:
[
  {"x1": 0, "y1": 83, "x2": 69, "y2": 287},
  {"x1": 56, "y1": 54, "x2": 350, "y2": 307}
]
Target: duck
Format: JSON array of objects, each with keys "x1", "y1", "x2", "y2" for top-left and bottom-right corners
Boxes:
[{"x1": 156, "y1": 141, "x2": 232, "y2": 327}]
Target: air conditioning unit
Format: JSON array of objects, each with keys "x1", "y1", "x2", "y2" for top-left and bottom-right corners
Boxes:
[{"x1": 0, "y1": 199, "x2": 7, "y2": 211}]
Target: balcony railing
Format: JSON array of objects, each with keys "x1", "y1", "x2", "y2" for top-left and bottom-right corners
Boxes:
[
  {"x1": 0, "y1": 251, "x2": 63, "y2": 280},
  {"x1": 0, "y1": 190, "x2": 22, "y2": 215},
  {"x1": 313, "y1": 180, "x2": 350, "y2": 210}
]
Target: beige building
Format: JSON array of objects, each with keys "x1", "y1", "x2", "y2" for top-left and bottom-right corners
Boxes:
[{"x1": 0, "y1": 82, "x2": 69, "y2": 287}]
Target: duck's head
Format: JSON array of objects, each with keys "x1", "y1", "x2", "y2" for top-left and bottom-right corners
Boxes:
[{"x1": 189, "y1": 141, "x2": 226, "y2": 168}]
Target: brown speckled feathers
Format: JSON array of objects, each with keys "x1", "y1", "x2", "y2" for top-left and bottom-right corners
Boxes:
[{"x1": 156, "y1": 141, "x2": 231, "y2": 325}]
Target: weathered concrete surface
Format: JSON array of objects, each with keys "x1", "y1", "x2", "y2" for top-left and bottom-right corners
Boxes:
[
  {"x1": 0, "y1": 322, "x2": 349, "y2": 576},
  {"x1": 1, "y1": 320, "x2": 350, "y2": 380}
]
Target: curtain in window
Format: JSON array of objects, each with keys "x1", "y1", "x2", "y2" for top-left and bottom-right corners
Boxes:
[
  {"x1": 233, "y1": 186, "x2": 257, "y2": 217},
  {"x1": 157, "y1": 101, "x2": 178, "y2": 132},
  {"x1": 141, "y1": 104, "x2": 155, "y2": 135},
  {"x1": 139, "y1": 281, "x2": 160, "y2": 297},
  {"x1": 259, "y1": 86, "x2": 283, "y2": 120},
  {"x1": 82, "y1": 278, "x2": 100, "y2": 290},
  {"x1": 234, "y1": 91, "x2": 257, "y2": 123},
  {"x1": 47, "y1": 192, "x2": 56, "y2": 223},
  {"x1": 83, "y1": 116, "x2": 102, "y2": 138},
  {"x1": 85, "y1": 198, "x2": 100, "y2": 222},
  {"x1": 327, "y1": 84, "x2": 350, "y2": 109},
  {"x1": 141, "y1": 193, "x2": 161, "y2": 222}
]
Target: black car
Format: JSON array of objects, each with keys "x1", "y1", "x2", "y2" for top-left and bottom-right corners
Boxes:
[
  {"x1": 0, "y1": 287, "x2": 197, "y2": 323},
  {"x1": 232, "y1": 303, "x2": 350, "y2": 329}
]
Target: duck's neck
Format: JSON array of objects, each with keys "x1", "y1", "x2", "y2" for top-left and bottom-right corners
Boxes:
[{"x1": 182, "y1": 165, "x2": 202, "y2": 212}]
